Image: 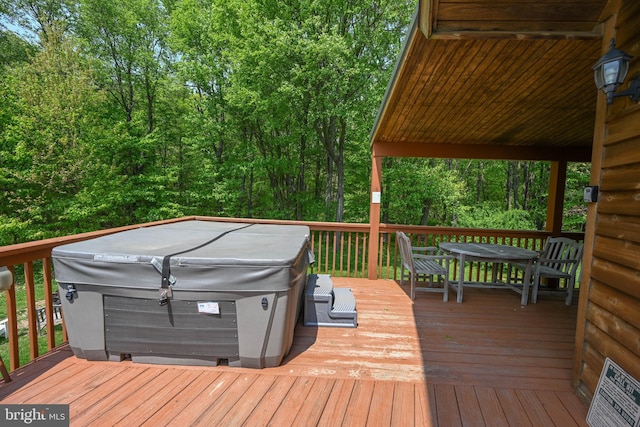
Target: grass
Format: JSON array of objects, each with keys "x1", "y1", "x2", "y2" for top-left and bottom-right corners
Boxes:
[
  {"x1": 0, "y1": 262, "x2": 65, "y2": 369},
  {"x1": 0, "y1": 326, "x2": 65, "y2": 368}
]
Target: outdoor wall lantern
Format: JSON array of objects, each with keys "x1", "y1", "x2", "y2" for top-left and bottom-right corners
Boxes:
[{"x1": 593, "y1": 39, "x2": 640, "y2": 105}]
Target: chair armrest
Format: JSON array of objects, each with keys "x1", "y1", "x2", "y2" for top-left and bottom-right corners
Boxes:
[
  {"x1": 538, "y1": 258, "x2": 579, "y2": 265},
  {"x1": 411, "y1": 246, "x2": 438, "y2": 254},
  {"x1": 413, "y1": 254, "x2": 454, "y2": 261}
]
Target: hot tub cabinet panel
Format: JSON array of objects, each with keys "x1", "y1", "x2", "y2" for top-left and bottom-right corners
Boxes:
[{"x1": 53, "y1": 221, "x2": 312, "y2": 368}]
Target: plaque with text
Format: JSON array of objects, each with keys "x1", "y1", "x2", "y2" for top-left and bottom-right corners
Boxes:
[{"x1": 587, "y1": 358, "x2": 640, "y2": 427}]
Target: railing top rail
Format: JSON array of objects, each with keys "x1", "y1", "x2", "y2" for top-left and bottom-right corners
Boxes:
[
  {"x1": 0, "y1": 216, "x2": 373, "y2": 266},
  {"x1": 379, "y1": 224, "x2": 584, "y2": 241},
  {"x1": 1, "y1": 215, "x2": 585, "y2": 267},
  {"x1": 0, "y1": 217, "x2": 198, "y2": 266},
  {"x1": 193, "y1": 216, "x2": 370, "y2": 232}
]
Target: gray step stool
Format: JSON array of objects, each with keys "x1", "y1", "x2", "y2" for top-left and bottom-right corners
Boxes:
[{"x1": 304, "y1": 274, "x2": 357, "y2": 328}]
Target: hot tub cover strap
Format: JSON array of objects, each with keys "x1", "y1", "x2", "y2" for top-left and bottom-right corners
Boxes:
[{"x1": 160, "y1": 223, "x2": 255, "y2": 289}]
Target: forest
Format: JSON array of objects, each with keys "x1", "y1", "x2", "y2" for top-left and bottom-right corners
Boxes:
[{"x1": 0, "y1": 0, "x2": 589, "y2": 246}]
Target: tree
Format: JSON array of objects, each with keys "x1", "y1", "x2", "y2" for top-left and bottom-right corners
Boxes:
[
  {"x1": 563, "y1": 162, "x2": 590, "y2": 231},
  {"x1": 383, "y1": 158, "x2": 466, "y2": 226},
  {"x1": 169, "y1": 0, "x2": 257, "y2": 217},
  {"x1": 0, "y1": 23, "x2": 111, "y2": 242},
  {"x1": 77, "y1": 0, "x2": 169, "y2": 134},
  {"x1": 75, "y1": 0, "x2": 184, "y2": 223},
  {"x1": 1, "y1": 0, "x2": 75, "y2": 44},
  {"x1": 293, "y1": 0, "x2": 414, "y2": 222},
  {"x1": 0, "y1": 30, "x2": 36, "y2": 64},
  {"x1": 0, "y1": 1, "x2": 589, "y2": 243},
  {"x1": 170, "y1": 0, "x2": 413, "y2": 221}
]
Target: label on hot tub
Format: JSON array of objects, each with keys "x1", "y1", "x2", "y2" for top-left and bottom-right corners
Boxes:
[
  {"x1": 94, "y1": 254, "x2": 140, "y2": 263},
  {"x1": 197, "y1": 302, "x2": 220, "y2": 314}
]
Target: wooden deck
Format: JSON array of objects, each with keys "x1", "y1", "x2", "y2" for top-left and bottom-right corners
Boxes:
[{"x1": 0, "y1": 278, "x2": 588, "y2": 426}]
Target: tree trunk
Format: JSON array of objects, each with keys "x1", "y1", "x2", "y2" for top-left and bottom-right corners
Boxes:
[
  {"x1": 513, "y1": 161, "x2": 521, "y2": 209},
  {"x1": 334, "y1": 119, "x2": 346, "y2": 223},
  {"x1": 420, "y1": 202, "x2": 431, "y2": 225},
  {"x1": 325, "y1": 153, "x2": 334, "y2": 205},
  {"x1": 506, "y1": 161, "x2": 515, "y2": 210},
  {"x1": 296, "y1": 135, "x2": 306, "y2": 220},
  {"x1": 476, "y1": 161, "x2": 484, "y2": 202},
  {"x1": 247, "y1": 167, "x2": 254, "y2": 218},
  {"x1": 145, "y1": 73, "x2": 154, "y2": 135}
]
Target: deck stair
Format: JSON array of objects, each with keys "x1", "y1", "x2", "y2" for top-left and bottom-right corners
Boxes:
[{"x1": 304, "y1": 274, "x2": 357, "y2": 328}]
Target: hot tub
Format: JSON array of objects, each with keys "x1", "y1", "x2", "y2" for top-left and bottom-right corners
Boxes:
[{"x1": 52, "y1": 220, "x2": 313, "y2": 368}]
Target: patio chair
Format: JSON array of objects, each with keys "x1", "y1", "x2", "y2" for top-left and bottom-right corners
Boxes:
[
  {"x1": 36, "y1": 291, "x2": 63, "y2": 335},
  {"x1": 396, "y1": 231, "x2": 452, "y2": 301},
  {"x1": 509, "y1": 237, "x2": 583, "y2": 306}
]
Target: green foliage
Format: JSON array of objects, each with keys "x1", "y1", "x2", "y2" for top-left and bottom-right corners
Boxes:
[
  {"x1": 0, "y1": 30, "x2": 36, "y2": 65},
  {"x1": 384, "y1": 159, "x2": 466, "y2": 226},
  {"x1": 457, "y1": 203, "x2": 536, "y2": 230},
  {"x1": 0, "y1": 0, "x2": 591, "y2": 247},
  {"x1": 1, "y1": 24, "x2": 112, "y2": 241},
  {"x1": 563, "y1": 162, "x2": 590, "y2": 232}
]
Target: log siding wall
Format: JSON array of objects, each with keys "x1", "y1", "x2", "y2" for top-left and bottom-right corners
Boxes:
[{"x1": 575, "y1": 0, "x2": 640, "y2": 403}]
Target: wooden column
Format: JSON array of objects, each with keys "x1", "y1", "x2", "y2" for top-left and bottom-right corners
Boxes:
[
  {"x1": 545, "y1": 160, "x2": 567, "y2": 235},
  {"x1": 367, "y1": 155, "x2": 383, "y2": 280}
]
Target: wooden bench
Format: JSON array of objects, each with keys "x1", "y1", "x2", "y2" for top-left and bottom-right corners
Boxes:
[
  {"x1": 396, "y1": 231, "x2": 452, "y2": 301},
  {"x1": 509, "y1": 237, "x2": 583, "y2": 306}
]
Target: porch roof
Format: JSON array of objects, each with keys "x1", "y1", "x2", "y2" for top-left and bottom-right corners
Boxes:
[{"x1": 370, "y1": 0, "x2": 610, "y2": 162}]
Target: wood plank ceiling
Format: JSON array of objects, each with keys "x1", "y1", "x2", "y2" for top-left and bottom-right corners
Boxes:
[{"x1": 371, "y1": 0, "x2": 610, "y2": 161}]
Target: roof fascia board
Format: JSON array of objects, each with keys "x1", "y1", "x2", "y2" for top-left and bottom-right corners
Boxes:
[
  {"x1": 373, "y1": 141, "x2": 592, "y2": 162},
  {"x1": 427, "y1": 31, "x2": 601, "y2": 41}
]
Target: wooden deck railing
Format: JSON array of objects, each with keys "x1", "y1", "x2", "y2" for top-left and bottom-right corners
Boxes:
[{"x1": 0, "y1": 215, "x2": 584, "y2": 371}]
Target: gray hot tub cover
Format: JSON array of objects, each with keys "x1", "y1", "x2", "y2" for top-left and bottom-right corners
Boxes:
[{"x1": 52, "y1": 220, "x2": 313, "y2": 292}]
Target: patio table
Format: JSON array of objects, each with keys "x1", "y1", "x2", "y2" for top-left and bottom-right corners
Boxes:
[{"x1": 439, "y1": 242, "x2": 539, "y2": 305}]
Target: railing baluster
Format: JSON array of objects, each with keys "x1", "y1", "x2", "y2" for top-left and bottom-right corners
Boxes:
[
  {"x1": 339, "y1": 232, "x2": 345, "y2": 276},
  {"x1": 43, "y1": 258, "x2": 56, "y2": 350},
  {"x1": 377, "y1": 233, "x2": 383, "y2": 278},
  {"x1": 310, "y1": 231, "x2": 316, "y2": 271},
  {"x1": 362, "y1": 234, "x2": 367, "y2": 278},
  {"x1": 23, "y1": 261, "x2": 39, "y2": 361},
  {"x1": 347, "y1": 233, "x2": 352, "y2": 277},
  {"x1": 331, "y1": 232, "x2": 337, "y2": 276},
  {"x1": 383, "y1": 233, "x2": 390, "y2": 280},
  {"x1": 324, "y1": 232, "x2": 329, "y2": 275},
  {"x1": 317, "y1": 231, "x2": 323, "y2": 273},
  {"x1": 353, "y1": 233, "x2": 358, "y2": 277}
]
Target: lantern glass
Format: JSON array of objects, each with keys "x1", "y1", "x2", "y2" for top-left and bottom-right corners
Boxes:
[{"x1": 603, "y1": 61, "x2": 620, "y2": 86}]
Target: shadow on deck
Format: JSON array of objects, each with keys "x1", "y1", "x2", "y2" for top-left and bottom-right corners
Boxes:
[{"x1": 0, "y1": 278, "x2": 587, "y2": 426}]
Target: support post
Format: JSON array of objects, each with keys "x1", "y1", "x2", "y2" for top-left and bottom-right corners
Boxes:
[
  {"x1": 368, "y1": 155, "x2": 383, "y2": 280},
  {"x1": 546, "y1": 160, "x2": 567, "y2": 235}
]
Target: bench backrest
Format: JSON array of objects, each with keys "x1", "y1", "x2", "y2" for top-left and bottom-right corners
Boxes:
[
  {"x1": 540, "y1": 237, "x2": 584, "y2": 275},
  {"x1": 396, "y1": 231, "x2": 415, "y2": 273}
]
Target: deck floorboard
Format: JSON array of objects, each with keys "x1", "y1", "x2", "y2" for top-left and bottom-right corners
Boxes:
[{"x1": 0, "y1": 278, "x2": 588, "y2": 426}]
